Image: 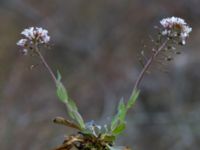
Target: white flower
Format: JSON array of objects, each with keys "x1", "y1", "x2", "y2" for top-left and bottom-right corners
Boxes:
[
  {"x1": 16, "y1": 39, "x2": 27, "y2": 47},
  {"x1": 35, "y1": 27, "x2": 50, "y2": 43},
  {"x1": 160, "y1": 16, "x2": 192, "y2": 45},
  {"x1": 21, "y1": 27, "x2": 35, "y2": 40},
  {"x1": 17, "y1": 27, "x2": 50, "y2": 55},
  {"x1": 20, "y1": 27, "x2": 50, "y2": 44},
  {"x1": 160, "y1": 17, "x2": 186, "y2": 28}
]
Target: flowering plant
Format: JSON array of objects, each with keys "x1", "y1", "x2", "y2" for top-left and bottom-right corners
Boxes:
[{"x1": 17, "y1": 16, "x2": 191, "y2": 150}]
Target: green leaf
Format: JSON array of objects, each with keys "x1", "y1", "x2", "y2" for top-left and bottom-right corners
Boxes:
[
  {"x1": 111, "y1": 98, "x2": 127, "y2": 132},
  {"x1": 100, "y1": 134, "x2": 116, "y2": 143},
  {"x1": 110, "y1": 90, "x2": 140, "y2": 135},
  {"x1": 55, "y1": 71, "x2": 85, "y2": 130},
  {"x1": 112, "y1": 122, "x2": 126, "y2": 135},
  {"x1": 56, "y1": 82, "x2": 68, "y2": 103},
  {"x1": 68, "y1": 106, "x2": 85, "y2": 129},
  {"x1": 117, "y1": 99, "x2": 126, "y2": 121},
  {"x1": 126, "y1": 90, "x2": 140, "y2": 109}
]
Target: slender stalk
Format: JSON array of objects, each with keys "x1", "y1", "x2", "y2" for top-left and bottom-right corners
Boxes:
[
  {"x1": 35, "y1": 46, "x2": 57, "y2": 84},
  {"x1": 131, "y1": 39, "x2": 168, "y2": 96}
]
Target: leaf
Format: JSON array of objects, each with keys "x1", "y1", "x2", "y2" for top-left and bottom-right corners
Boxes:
[
  {"x1": 100, "y1": 134, "x2": 116, "y2": 143},
  {"x1": 68, "y1": 106, "x2": 85, "y2": 129},
  {"x1": 117, "y1": 98, "x2": 127, "y2": 121},
  {"x1": 126, "y1": 90, "x2": 140, "y2": 109},
  {"x1": 56, "y1": 82, "x2": 68, "y2": 103},
  {"x1": 68, "y1": 98, "x2": 78, "y2": 111},
  {"x1": 112, "y1": 122, "x2": 126, "y2": 135},
  {"x1": 55, "y1": 71, "x2": 85, "y2": 130},
  {"x1": 111, "y1": 98, "x2": 127, "y2": 133},
  {"x1": 53, "y1": 116, "x2": 82, "y2": 130},
  {"x1": 110, "y1": 90, "x2": 140, "y2": 135}
]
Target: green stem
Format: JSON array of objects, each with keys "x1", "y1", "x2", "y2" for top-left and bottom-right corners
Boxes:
[{"x1": 35, "y1": 46, "x2": 57, "y2": 84}]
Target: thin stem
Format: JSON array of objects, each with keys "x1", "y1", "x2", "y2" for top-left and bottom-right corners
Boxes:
[
  {"x1": 35, "y1": 46, "x2": 57, "y2": 84},
  {"x1": 131, "y1": 39, "x2": 168, "y2": 96}
]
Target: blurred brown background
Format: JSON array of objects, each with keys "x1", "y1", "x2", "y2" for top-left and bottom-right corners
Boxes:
[{"x1": 0, "y1": 0, "x2": 200, "y2": 150}]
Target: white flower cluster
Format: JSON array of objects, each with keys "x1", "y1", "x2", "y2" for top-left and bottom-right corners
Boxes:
[
  {"x1": 160, "y1": 16, "x2": 192, "y2": 45},
  {"x1": 17, "y1": 27, "x2": 50, "y2": 48}
]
